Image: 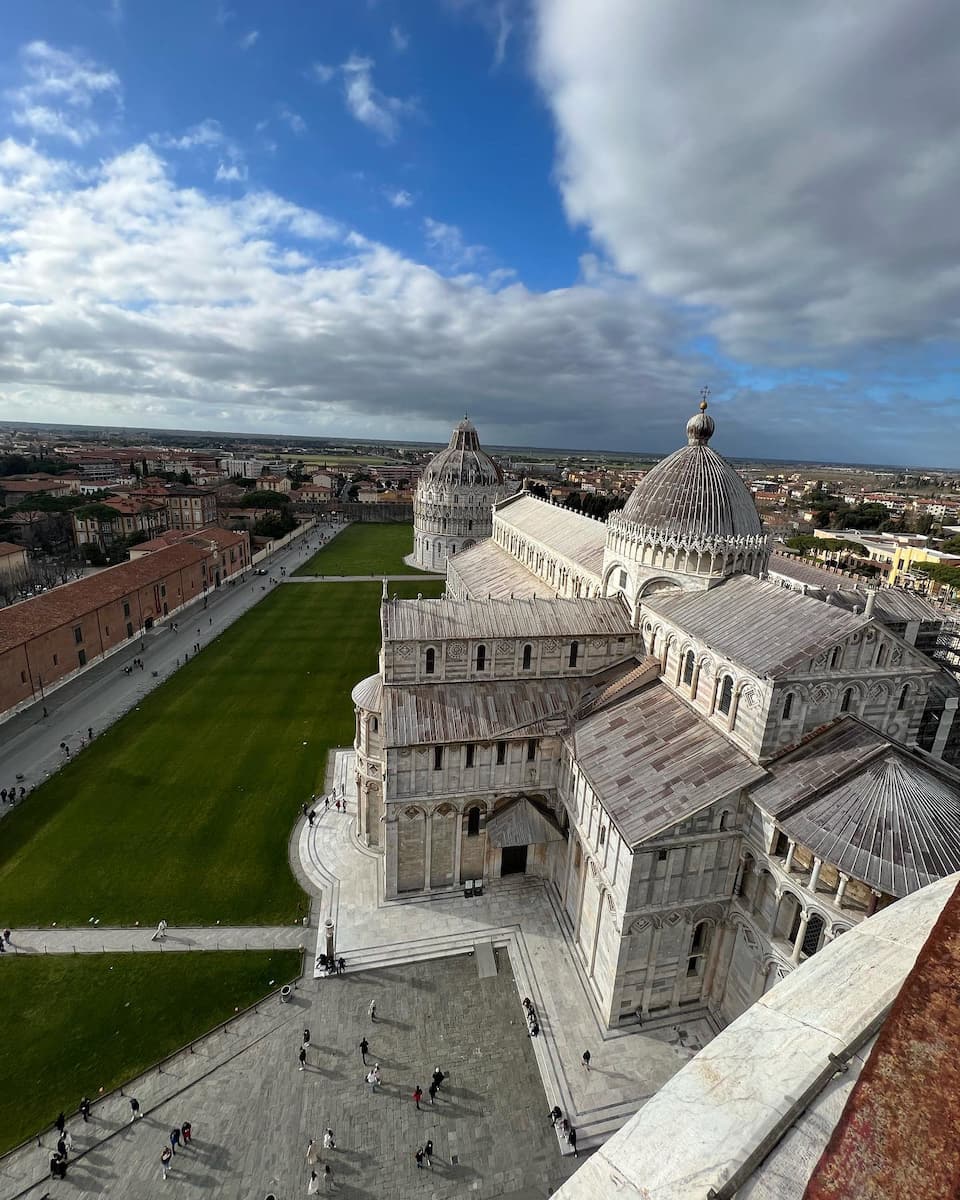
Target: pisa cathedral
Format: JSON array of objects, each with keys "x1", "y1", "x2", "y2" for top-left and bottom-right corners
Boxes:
[{"x1": 354, "y1": 403, "x2": 960, "y2": 1031}]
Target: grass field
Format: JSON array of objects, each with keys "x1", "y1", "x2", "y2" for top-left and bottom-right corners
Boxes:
[
  {"x1": 0, "y1": 951, "x2": 300, "y2": 1155},
  {"x1": 0, "y1": 579, "x2": 442, "y2": 927},
  {"x1": 279, "y1": 452, "x2": 392, "y2": 465},
  {"x1": 295, "y1": 522, "x2": 428, "y2": 576}
]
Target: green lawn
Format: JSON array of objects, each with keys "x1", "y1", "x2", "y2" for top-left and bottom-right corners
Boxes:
[
  {"x1": 0, "y1": 951, "x2": 300, "y2": 1155},
  {"x1": 0, "y1": 580, "x2": 442, "y2": 927},
  {"x1": 295, "y1": 522, "x2": 429, "y2": 576}
]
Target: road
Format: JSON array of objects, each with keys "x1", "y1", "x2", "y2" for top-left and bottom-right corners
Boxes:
[{"x1": 0, "y1": 523, "x2": 336, "y2": 807}]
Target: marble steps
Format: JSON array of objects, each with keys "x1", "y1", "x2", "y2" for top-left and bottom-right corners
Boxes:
[{"x1": 315, "y1": 925, "x2": 518, "y2": 977}]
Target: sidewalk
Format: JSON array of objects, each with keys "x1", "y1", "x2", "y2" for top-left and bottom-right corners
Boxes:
[
  {"x1": 0, "y1": 923, "x2": 309, "y2": 957},
  {"x1": 299, "y1": 752, "x2": 714, "y2": 1149}
]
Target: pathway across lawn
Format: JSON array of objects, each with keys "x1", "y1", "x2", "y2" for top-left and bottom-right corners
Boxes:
[{"x1": 295, "y1": 522, "x2": 425, "y2": 576}]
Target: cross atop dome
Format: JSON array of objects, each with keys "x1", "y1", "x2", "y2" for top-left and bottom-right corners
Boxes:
[{"x1": 686, "y1": 386, "x2": 715, "y2": 445}]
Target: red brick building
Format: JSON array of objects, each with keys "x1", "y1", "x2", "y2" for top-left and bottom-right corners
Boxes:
[{"x1": 0, "y1": 535, "x2": 245, "y2": 718}]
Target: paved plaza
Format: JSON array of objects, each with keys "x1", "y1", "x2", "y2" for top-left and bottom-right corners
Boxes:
[{"x1": 3, "y1": 958, "x2": 578, "y2": 1200}]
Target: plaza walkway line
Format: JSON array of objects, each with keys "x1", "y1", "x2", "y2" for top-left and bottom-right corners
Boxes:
[
  {"x1": 0, "y1": 924, "x2": 309, "y2": 956},
  {"x1": 298, "y1": 753, "x2": 713, "y2": 1150}
]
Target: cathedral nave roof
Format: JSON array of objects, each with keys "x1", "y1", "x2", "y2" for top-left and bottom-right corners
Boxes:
[
  {"x1": 446, "y1": 538, "x2": 556, "y2": 600},
  {"x1": 644, "y1": 574, "x2": 871, "y2": 678},
  {"x1": 494, "y1": 492, "x2": 607, "y2": 576},
  {"x1": 383, "y1": 593, "x2": 632, "y2": 642},
  {"x1": 571, "y1": 681, "x2": 765, "y2": 848}
]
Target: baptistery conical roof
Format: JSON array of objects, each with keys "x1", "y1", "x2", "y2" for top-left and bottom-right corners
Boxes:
[
  {"x1": 620, "y1": 399, "x2": 762, "y2": 539},
  {"x1": 422, "y1": 417, "x2": 503, "y2": 489}
]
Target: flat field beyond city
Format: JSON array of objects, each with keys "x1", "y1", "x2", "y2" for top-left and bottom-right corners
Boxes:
[
  {"x1": 0, "y1": 950, "x2": 300, "y2": 1155},
  {"x1": 295, "y1": 522, "x2": 425, "y2": 576},
  {"x1": 0, "y1": 577, "x2": 442, "y2": 927}
]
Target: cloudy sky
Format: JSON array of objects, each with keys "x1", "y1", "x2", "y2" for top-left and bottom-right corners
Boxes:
[{"x1": 0, "y1": 1, "x2": 958, "y2": 464}]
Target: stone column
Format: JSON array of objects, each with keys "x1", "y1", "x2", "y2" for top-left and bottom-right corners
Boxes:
[
  {"x1": 384, "y1": 818, "x2": 399, "y2": 900},
  {"x1": 424, "y1": 811, "x2": 433, "y2": 891},
  {"x1": 324, "y1": 919, "x2": 335, "y2": 960},
  {"x1": 808, "y1": 857, "x2": 822, "y2": 894},
  {"x1": 835, "y1": 873, "x2": 849, "y2": 907},
  {"x1": 791, "y1": 911, "x2": 810, "y2": 963},
  {"x1": 690, "y1": 661, "x2": 702, "y2": 700},
  {"x1": 453, "y1": 814, "x2": 463, "y2": 887},
  {"x1": 784, "y1": 840, "x2": 796, "y2": 873},
  {"x1": 641, "y1": 923, "x2": 664, "y2": 1016}
]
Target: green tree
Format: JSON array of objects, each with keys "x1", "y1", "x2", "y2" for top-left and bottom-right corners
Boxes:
[{"x1": 240, "y1": 490, "x2": 290, "y2": 509}]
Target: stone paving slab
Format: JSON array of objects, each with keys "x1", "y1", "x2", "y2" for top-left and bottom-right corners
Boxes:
[
  {"x1": 2, "y1": 959, "x2": 580, "y2": 1200},
  {"x1": 299, "y1": 753, "x2": 714, "y2": 1149}
]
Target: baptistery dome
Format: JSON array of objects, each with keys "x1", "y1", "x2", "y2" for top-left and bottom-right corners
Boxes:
[
  {"x1": 603, "y1": 398, "x2": 769, "y2": 601},
  {"x1": 421, "y1": 418, "x2": 504, "y2": 489},
  {"x1": 412, "y1": 418, "x2": 512, "y2": 572}
]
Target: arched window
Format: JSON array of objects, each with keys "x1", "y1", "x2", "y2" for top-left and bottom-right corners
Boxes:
[
  {"x1": 783, "y1": 692, "x2": 794, "y2": 719},
  {"x1": 371, "y1": 716, "x2": 379, "y2": 733},
  {"x1": 841, "y1": 687, "x2": 853, "y2": 713},
  {"x1": 718, "y1": 675, "x2": 734, "y2": 716},
  {"x1": 898, "y1": 684, "x2": 910, "y2": 711},
  {"x1": 801, "y1": 912, "x2": 826, "y2": 958},
  {"x1": 467, "y1": 806, "x2": 481, "y2": 837},
  {"x1": 476, "y1": 644, "x2": 486, "y2": 671},
  {"x1": 569, "y1": 641, "x2": 579, "y2": 668},
  {"x1": 682, "y1": 650, "x2": 695, "y2": 686},
  {"x1": 830, "y1": 646, "x2": 842, "y2": 669},
  {"x1": 425, "y1": 647, "x2": 435, "y2": 675},
  {"x1": 687, "y1": 921, "x2": 712, "y2": 976},
  {"x1": 522, "y1": 643, "x2": 532, "y2": 670},
  {"x1": 719, "y1": 810, "x2": 731, "y2": 831}
]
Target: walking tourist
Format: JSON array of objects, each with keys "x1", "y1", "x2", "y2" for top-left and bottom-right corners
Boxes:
[
  {"x1": 299, "y1": 1046, "x2": 307, "y2": 1071},
  {"x1": 432, "y1": 1067, "x2": 445, "y2": 1091},
  {"x1": 169, "y1": 1126, "x2": 181, "y2": 1154},
  {"x1": 308, "y1": 1168, "x2": 319, "y2": 1194},
  {"x1": 415, "y1": 1147, "x2": 425, "y2": 1170},
  {"x1": 337, "y1": 956, "x2": 346, "y2": 974},
  {"x1": 79, "y1": 1097, "x2": 91, "y2": 1122},
  {"x1": 303, "y1": 1027, "x2": 311, "y2": 1048},
  {"x1": 306, "y1": 1138, "x2": 318, "y2": 1165},
  {"x1": 55, "y1": 1112, "x2": 65, "y2": 1134},
  {"x1": 359, "y1": 1036, "x2": 369, "y2": 1063},
  {"x1": 548, "y1": 1106, "x2": 562, "y2": 1126},
  {"x1": 323, "y1": 1163, "x2": 334, "y2": 1191},
  {"x1": 130, "y1": 1097, "x2": 142, "y2": 1122},
  {"x1": 181, "y1": 1120, "x2": 192, "y2": 1144},
  {"x1": 368, "y1": 999, "x2": 377, "y2": 1021},
  {"x1": 161, "y1": 1146, "x2": 172, "y2": 1179},
  {"x1": 428, "y1": 1081, "x2": 437, "y2": 1104},
  {"x1": 568, "y1": 1127, "x2": 579, "y2": 1157},
  {"x1": 323, "y1": 1128, "x2": 336, "y2": 1153},
  {"x1": 413, "y1": 1085, "x2": 423, "y2": 1110},
  {"x1": 308, "y1": 809, "x2": 316, "y2": 826},
  {"x1": 424, "y1": 1139, "x2": 434, "y2": 1168},
  {"x1": 581, "y1": 1050, "x2": 591, "y2": 1071}
]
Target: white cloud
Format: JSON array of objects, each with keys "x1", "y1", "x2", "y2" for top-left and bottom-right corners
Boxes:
[
  {"x1": 278, "y1": 107, "x2": 307, "y2": 135},
  {"x1": 340, "y1": 54, "x2": 414, "y2": 141},
  {"x1": 0, "y1": 136, "x2": 721, "y2": 456},
  {"x1": 391, "y1": 24, "x2": 410, "y2": 53},
  {"x1": 215, "y1": 161, "x2": 247, "y2": 183},
  {"x1": 239, "y1": 29, "x2": 259, "y2": 50},
  {"x1": 386, "y1": 188, "x2": 413, "y2": 208},
  {"x1": 7, "y1": 42, "x2": 122, "y2": 146},
  {"x1": 155, "y1": 119, "x2": 225, "y2": 151},
  {"x1": 311, "y1": 63, "x2": 336, "y2": 84},
  {"x1": 492, "y1": 2, "x2": 511, "y2": 68},
  {"x1": 534, "y1": 0, "x2": 960, "y2": 362},
  {"x1": 423, "y1": 217, "x2": 484, "y2": 269}
]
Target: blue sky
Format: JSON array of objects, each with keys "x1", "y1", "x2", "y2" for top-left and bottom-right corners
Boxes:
[{"x1": 0, "y1": 1, "x2": 958, "y2": 465}]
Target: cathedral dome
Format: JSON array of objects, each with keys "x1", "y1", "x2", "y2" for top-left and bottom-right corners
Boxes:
[
  {"x1": 619, "y1": 400, "x2": 762, "y2": 540},
  {"x1": 421, "y1": 418, "x2": 503, "y2": 490}
]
